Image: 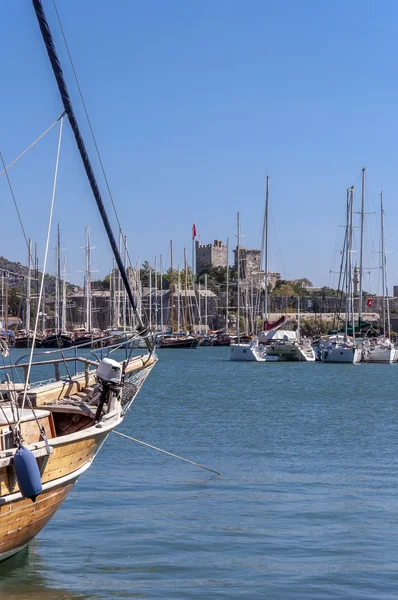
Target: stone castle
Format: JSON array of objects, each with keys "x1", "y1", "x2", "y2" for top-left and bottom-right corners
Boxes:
[
  {"x1": 195, "y1": 240, "x2": 228, "y2": 275},
  {"x1": 195, "y1": 239, "x2": 280, "y2": 289}
]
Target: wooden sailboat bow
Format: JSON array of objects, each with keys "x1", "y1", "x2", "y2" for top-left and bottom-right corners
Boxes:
[{"x1": 32, "y1": 0, "x2": 152, "y2": 351}]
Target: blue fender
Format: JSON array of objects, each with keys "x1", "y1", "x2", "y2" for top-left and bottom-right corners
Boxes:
[{"x1": 14, "y1": 445, "x2": 43, "y2": 502}]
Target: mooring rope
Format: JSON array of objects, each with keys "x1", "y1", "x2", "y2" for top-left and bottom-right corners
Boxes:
[{"x1": 112, "y1": 430, "x2": 220, "y2": 476}]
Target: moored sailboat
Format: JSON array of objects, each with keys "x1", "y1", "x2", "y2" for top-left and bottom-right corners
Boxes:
[
  {"x1": 230, "y1": 212, "x2": 266, "y2": 362},
  {"x1": 320, "y1": 186, "x2": 362, "y2": 363},
  {"x1": 0, "y1": 0, "x2": 157, "y2": 562},
  {"x1": 258, "y1": 177, "x2": 315, "y2": 362},
  {"x1": 363, "y1": 192, "x2": 397, "y2": 363}
]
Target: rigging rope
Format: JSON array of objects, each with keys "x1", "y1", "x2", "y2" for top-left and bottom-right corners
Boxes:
[
  {"x1": 18, "y1": 116, "x2": 64, "y2": 422},
  {"x1": 0, "y1": 152, "x2": 31, "y2": 259},
  {"x1": 52, "y1": 1, "x2": 136, "y2": 274},
  {"x1": 0, "y1": 113, "x2": 65, "y2": 178},
  {"x1": 33, "y1": 0, "x2": 152, "y2": 351}
]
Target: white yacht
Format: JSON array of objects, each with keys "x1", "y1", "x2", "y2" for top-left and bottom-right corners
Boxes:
[
  {"x1": 319, "y1": 334, "x2": 362, "y2": 363},
  {"x1": 230, "y1": 337, "x2": 267, "y2": 362},
  {"x1": 259, "y1": 329, "x2": 316, "y2": 362}
]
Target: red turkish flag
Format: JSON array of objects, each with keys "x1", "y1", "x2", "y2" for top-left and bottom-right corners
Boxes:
[
  {"x1": 192, "y1": 223, "x2": 197, "y2": 239},
  {"x1": 367, "y1": 298, "x2": 372, "y2": 307}
]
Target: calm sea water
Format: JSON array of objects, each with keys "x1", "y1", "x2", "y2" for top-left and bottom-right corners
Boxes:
[{"x1": 1, "y1": 347, "x2": 398, "y2": 599}]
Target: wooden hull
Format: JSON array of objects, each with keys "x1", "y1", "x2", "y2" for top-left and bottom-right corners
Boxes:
[
  {"x1": 42, "y1": 334, "x2": 74, "y2": 348},
  {"x1": 0, "y1": 480, "x2": 75, "y2": 561},
  {"x1": 14, "y1": 336, "x2": 43, "y2": 349},
  {"x1": 0, "y1": 351, "x2": 157, "y2": 562},
  {"x1": 0, "y1": 425, "x2": 109, "y2": 562},
  {"x1": 157, "y1": 338, "x2": 199, "y2": 349}
]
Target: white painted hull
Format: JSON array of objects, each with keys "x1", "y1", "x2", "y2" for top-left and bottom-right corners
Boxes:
[
  {"x1": 363, "y1": 346, "x2": 397, "y2": 363},
  {"x1": 321, "y1": 346, "x2": 362, "y2": 363},
  {"x1": 230, "y1": 343, "x2": 266, "y2": 362}
]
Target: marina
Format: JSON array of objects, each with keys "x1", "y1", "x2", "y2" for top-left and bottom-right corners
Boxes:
[
  {"x1": 1, "y1": 0, "x2": 398, "y2": 598},
  {"x1": 1, "y1": 347, "x2": 398, "y2": 598}
]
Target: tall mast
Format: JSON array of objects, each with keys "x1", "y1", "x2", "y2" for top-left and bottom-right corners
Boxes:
[
  {"x1": 170, "y1": 240, "x2": 174, "y2": 333},
  {"x1": 34, "y1": 242, "x2": 39, "y2": 324},
  {"x1": 109, "y1": 264, "x2": 113, "y2": 329},
  {"x1": 349, "y1": 188, "x2": 355, "y2": 338},
  {"x1": 4, "y1": 274, "x2": 8, "y2": 333},
  {"x1": 41, "y1": 280, "x2": 46, "y2": 333},
  {"x1": 264, "y1": 176, "x2": 269, "y2": 320},
  {"x1": 177, "y1": 265, "x2": 180, "y2": 332},
  {"x1": 56, "y1": 224, "x2": 60, "y2": 331},
  {"x1": 226, "y1": 238, "x2": 229, "y2": 331},
  {"x1": 149, "y1": 265, "x2": 152, "y2": 331},
  {"x1": 184, "y1": 248, "x2": 188, "y2": 333},
  {"x1": 358, "y1": 167, "x2": 365, "y2": 325},
  {"x1": 205, "y1": 274, "x2": 208, "y2": 333},
  {"x1": 380, "y1": 192, "x2": 391, "y2": 338},
  {"x1": 62, "y1": 257, "x2": 67, "y2": 331},
  {"x1": 1, "y1": 273, "x2": 3, "y2": 329},
  {"x1": 237, "y1": 212, "x2": 241, "y2": 344},
  {"x1": 154, "y1": 256, "x2": 158, "y2": 331},
  {"x1": 85, "y1": 225, "x2": 92, "y2": 331},
  {"x1": 116, "y1": 229, "x2": 121, "y2": 327},
  {"x1": 198, "y1": 278, "x2": 202, "y2": 331},
  {"x1": 160, "y1": 254, "x2": 163, "y2": 332},
  {"x1": 33, "y1": 0, "x2": 151, "y2": 349},
  {"x1": 380, "y1": 192, "x2": 386, "y2": 335},
  {"x1": 344, "y1": 189, "x2": 350, "y2": 340},
  {"x1": 112, "y1": 258, "x2": 116, "y2": 327},
  {"x1": 123, "y1": 234, "x2": 127, "y2": 331},
  {"x1": 26, "y1": 238, "x2": 32, "y2": 332}
]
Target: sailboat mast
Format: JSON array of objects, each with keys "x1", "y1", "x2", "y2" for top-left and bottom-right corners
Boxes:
[
  {"x1": 226, "y1": 238, "x2": 229, "y2": 331},
  {"x1": 1, "y1": 273, "x2": 3, "y2": 330},
  {"x1": 62, "y1": 257, "x2": 67, "y2": 331},
  {"x1": 349, "y1": 188, "x2": 355, "y2": 338},
  {"x1": 56, "y1": 224, "x2": 60, "y2": 331},
  {"x1": 149, "y1": 265, "x2": 152, "y2": 331},
  {"x1": 205, "y1": 274, "x2": 208, "y2": 334},
  {"x1": 358, "y1": 167, "x2": 365, "y2": 325},
  {"x1": 264, "y1": 176, "x2": 269, "y2": 320},
  {"x1": 177, "y1": 266, "x2": 180, "y2": 333},
  {"x1": 154, "y1": 256, "x2": 158, "y2": 331},
  {"x1": 184, "y1": 248, "x2": 188, "y2": 333},
  {"x1": 237, "y1": 212, "x2": 241, "y2": 344},
  {"x1": 32, "y1": 0, "x2": 151, "y2": 347},
  {"x1": 26, "y1": 238, "x2": 32, "y2": 332},
  {"x1": 380, "y1": 191, "x2": 391, "y2": 338},
  {"x1": 344, "y1": 189, "x2": 350, "y2": 340},
  {"x1": 4, "y1": 274, "x2": 8, "y2": 333},
  {"x1": 123, "y1": 235, "x2": 127, "y2": 332},
  {"x1": 160, "y1": 254, "x2": 164, "y2": 332},
  {"x1": 85, "y1": 225, "x2": 92, "y2": 331},
  {"x1": 170, "y1": 240, "x2": 174, "y2": 333}
]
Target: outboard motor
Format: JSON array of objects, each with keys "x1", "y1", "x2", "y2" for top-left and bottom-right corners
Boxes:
[
  {"x1": 14, "y1": 445, "x2": 42, "y2": 503},
  {"x1": 94, "y1": 358, "x2": 123, "y2": 422},
  {"x1": 96, "y1": 358, "x2": 123, "y2": 388}
]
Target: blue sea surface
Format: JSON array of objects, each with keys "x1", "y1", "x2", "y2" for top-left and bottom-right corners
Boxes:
[{"x1": 1, "y1": 347, "x2": 398, "y2": 599}]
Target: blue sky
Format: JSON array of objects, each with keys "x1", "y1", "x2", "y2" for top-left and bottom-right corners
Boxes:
[{"x1": 1, "y1": 0, "x2": 398, "y2": 292}]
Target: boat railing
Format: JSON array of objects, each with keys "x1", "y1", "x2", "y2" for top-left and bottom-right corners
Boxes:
[
  {"x1": 0, "y1": 333, "x2": 154, "y2": 384},
  {"x1": 2, "y1": 355, "x2": 98, "y2": 385}
]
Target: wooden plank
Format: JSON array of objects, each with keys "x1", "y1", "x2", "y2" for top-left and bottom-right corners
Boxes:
[{"x1": 0, "y1": 481, "x2": 74, "y2": 553}]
